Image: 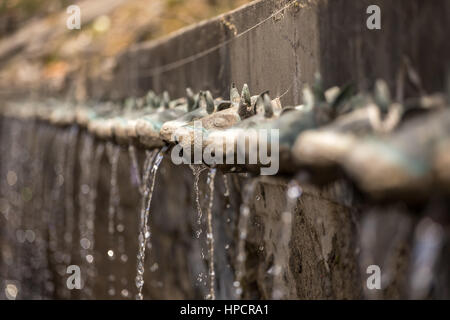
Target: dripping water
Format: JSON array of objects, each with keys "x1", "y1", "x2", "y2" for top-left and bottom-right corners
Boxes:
[
  {"x1": 135, "y1": 150, "x2": 157, "y2": 299},
  {"x1": 106, "y1": 142, "x2": 121, "y2": 296},
  {"x1": 86, "y1": 142, "x2": 105, "y2": 297},
  {"x1": 128, "y1": 144, "x2": 142, "y2": 192},
  {"x1": 271, "y1": 180, "x2": 302, "y2": 300},
  {"x1": 234, "y1": 179, "x2": 258, "y2": 299},
  {"x1": 135, "y1": 146, "x2": 167, "y2": 300},
  {"x1": 78, "y1": 134, "x2": 104, "y2": 298},
  {"x1": 189, "y1": 164, "x2": 208, "y2": 239},
  {"x1": 49, "y1": 128, "x2": 70, "y2": 297},
  {"x1": 223, "y1": 173, "x2": 231, "y2": 210},
  {"x1": 189, "y1": 164, "x2": 209, "y2": 292},
  {"x1": 205, "y1": 168, "x2": 216, "y2": 300},
  {"x1": 106, "y1": 142, "x2": 120, "y2": 236},
  {"x1": 63, "y1": 126, "x2": 78, "y2": 272},
  {"x1": 34, "y1": 125, "x2": 54, "y2": 298},
  {"x1": 409, "y1": 217, "x2": 444, "y2": 299}
]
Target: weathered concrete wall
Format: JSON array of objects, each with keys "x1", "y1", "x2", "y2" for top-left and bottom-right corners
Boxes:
[
  {"x1": 2, "y1": 0, "x2": 450, "y2": 300},
  {"x1": 70, "y1": 0, "x2": 450, "y2": 300},
  {"x1": 85, "y1": 0, "x2": 450, "y2": 299},
  {"x1": 91, "y1": 0, "x2": 449, "y2": 103}
]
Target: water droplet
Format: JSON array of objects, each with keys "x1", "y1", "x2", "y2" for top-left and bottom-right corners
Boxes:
[
  {"x1": 116, "y1": 224, "x2": 125, "y2": 232},
  {"x1": 80, "y1": 238, "x2": 91, "y2": 250},
  {"x1": 121, "y1": 289, "x2": 129, "y2": 298},
  {"x1": 150, "y1": 263, "x2": 159, "y2": 272},
  {"x1": 287, "y1": 184, "x2": 303, "y2": 199}
]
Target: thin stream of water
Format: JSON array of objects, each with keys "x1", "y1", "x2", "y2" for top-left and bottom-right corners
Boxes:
[
  {"x1": 86, "y1": 143, "x2": 105, "y2": 297},
  {"x1": 128, "y1": 144, "x2": 142, "y2": 192},
  {"x1": 135, "y1": 146, "x2": 166, "y2": 300},
  {"x1": 135, "y1": 150, "x2": 157, "y2": 299},
  {"x1": 107, "y1": 143, "x2": 120, "y2": 236},
  {"x1": 63, "y1": 126, "x2": 78, "y2": 270},
  {"x1": 223, "y1": 173, "x2": 231, "y2": 211},
  {"x1": 78, "y1": 134, "x2": 104, "y2": 298},
  {"x1": 50, "y1": 128, "x2": 75, "y2": 298},
  {"x1": 409, "y1": 217, "x2": 444, "y2": 299},
  {"x1": 205, "y1": 168, "x2": 216, "y2": 300},
  {"x1": 234, "y1": 179, "x2": 258, "y2": 299},
  {"x1": 189, "y1": 164, "x2": 208, "y2": 239},
  {"x1": 106, "y1": 142, "x2": 121, "y2": 296},
  {"x1": 271, "y1": 180, "x2": 302, "y2": 299}
]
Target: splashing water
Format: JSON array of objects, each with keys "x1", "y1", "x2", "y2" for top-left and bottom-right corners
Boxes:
[
  {"x1": 205, "y1": 168, "x2": 216, "y2": 300},
  {"x1": 272, "y1": 180, "x2": 302, "y2": 300},
  {"x1": 234, "y1": 179, "x2": 258, "y2": 299},
  {"x1": 135, "y1": 146, "x2": 167, "y2": 300}
]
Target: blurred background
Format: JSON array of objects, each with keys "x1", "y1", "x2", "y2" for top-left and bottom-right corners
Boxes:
[{"x1": 0, "y1": 0, "x2": 250, "y2": 97}]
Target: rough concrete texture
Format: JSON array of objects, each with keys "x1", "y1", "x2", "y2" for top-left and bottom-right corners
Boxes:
[{"x1": 89, "y1": 0, "x2": 450, "y2": 103}]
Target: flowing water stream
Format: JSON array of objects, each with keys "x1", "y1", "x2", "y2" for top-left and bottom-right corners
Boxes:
[
  {"x1": 135, "y1": 146, "x2": 167, "y2": 300},
  {"x1": 106, "y1": 142, "x2": 121, "y2": 296},
  {"x1": 234, "y1": 178, "x2": 258, "y2": 299},
  {"x1": 271, "y1": 180, "x2": 302, "y2": 299},
  {"x1": 205, "y1": 168, "x2": 216, "y2": 300}
]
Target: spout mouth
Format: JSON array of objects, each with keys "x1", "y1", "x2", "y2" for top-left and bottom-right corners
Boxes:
[
  {"x1": 112, "y1": 118, "x2": 128, "y2": 140},
  {"x1": 160, "y1": 121, "x2": 186, "y2": 142}
]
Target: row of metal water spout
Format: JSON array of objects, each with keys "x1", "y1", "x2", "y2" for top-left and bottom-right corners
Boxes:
[
  {"x1": 1, "y1": 68, "x2": 450, "y2": 300},
  {"x1": 1, "y1": 70, "x2": 449, "y2": 204}
]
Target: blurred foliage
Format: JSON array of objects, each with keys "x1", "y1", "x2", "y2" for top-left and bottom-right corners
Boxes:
[
  {"x1": 0, "y1": 0, "x2": 74, "y2": 37},
  {"x1": 0, "y1": 0, "x2": 248, "y2": 39},
  {"x1": 0, "y1": 0, "x2": 251, "y2": 95}
]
